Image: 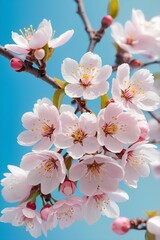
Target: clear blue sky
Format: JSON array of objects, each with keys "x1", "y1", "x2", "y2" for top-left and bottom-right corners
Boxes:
[{"x1": 0, "y1": 1, "x2": 160, "y2": 240}]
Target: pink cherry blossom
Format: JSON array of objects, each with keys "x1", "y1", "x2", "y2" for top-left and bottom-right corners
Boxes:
[
  {"x1": 60, "y1": 180, "x2": 76, "y2": 196},
  {"x1": 82, "y1": 189, "x2": 128, "y2": 224},
  {"x1": 48, "y1": 197, "x2": 82, "y2": 229},
  {"x1": 5, "y1": 19, "x2": 74, "y2": 57},
  {"x1": 69, "y1": 154, "x2": 124, "y2": 196},
  {"x1": 54, "y1": 111, "x2": 100, "y2": 158},
  {"x1": 1, "y1": 165, "x2": 32, "y2": 203},
  {"x1": 121, "y1": 141, "x2": 157, "y2": 188},
  {"x1": 97, "y1": 103, "x2": 140, "y2": 153},
  {"x1": 111, "y1": 64, "x2": 160, "y2": 112},
  {"x1": 0, "y1": 205, "x2": 44, "y2": 238},
  {"x1": 111, "y1": 9, "x2": 160, "y2": 59},
  {"x1": 18, "y1": 99, "x2": 60, "y2": 151},
  {"x1": 20, "y1": 151, "x2": 66, "y2": 194},
  {"x1": 62, "y1": 52, "x2": 112, "y2": 100}
]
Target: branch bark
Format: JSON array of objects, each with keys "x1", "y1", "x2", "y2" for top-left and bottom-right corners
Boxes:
[{"x1": 0, "y1": 46, "x2": 60, "y2": 89}]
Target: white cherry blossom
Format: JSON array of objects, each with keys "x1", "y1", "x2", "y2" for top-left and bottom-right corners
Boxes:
[
  {"x1": 62, "y1": 52, "x2": 112, "y2": 100},
  {"x1": 97, "y1": 103, "x2": 140, "y2": 153},
  {"x1": 83, "y1": 189, "x2": 129, "y2": 224},
  {"x1": 147, "y1": 212, "x2": 160, "y2": 238},
  {"x1": 69, "y1": 154, "x2": 124, "y2": 196},
  {"x1": 0, "y1": 205, "x2": 44, "y2": 238},
  {"x1": 1, "y1": 165, "x2": 32, "y2": 203},
  {"x1": 54, "y1": 111, "x2": 100, "y2": 158},
  {"x1": 121, "y1": 141, "x2": 157, "y2": 188},
  {"x1": 20, "y1": 151, "x2": 66, "y2": 194},
  {"x1": 112, "y1": 64, "x2": 160, "y2": 112},
  {"x1": 18, "y1": 99, "x2": 60, "y2": 151},
  {"x1": 5, "y1": 19, "x2": 74, "y2": 57}
]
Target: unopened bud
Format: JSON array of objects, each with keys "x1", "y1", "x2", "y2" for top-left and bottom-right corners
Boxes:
[
  {"x1": 101, "y1": 15, "x2": 113, "y2": 28},
  {"x1": 112, "y1": 217, "x2": 131, "y2": 235},
  {"x1": 10, "y1": 58, "x2": 24, "y2": 71},
  {"x1": 40, "y1": 204, "x2": 51, "y2": 221},
  {"x1": 34, "y1": 48, "x2": 45, "y2": 60},
  {"x1": 26, "y1": 201, "x2": 36, "y2": 210},
  {"x1": 60, "y1": 180, "x2": 76, "y2": 196},
  {"x1": 130, "y1": 59, "x2": 142, "y2": 69}
]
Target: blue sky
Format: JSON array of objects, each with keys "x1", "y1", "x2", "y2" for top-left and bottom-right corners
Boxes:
[{"x1": 0, "y1": 1, "x2": 160, "y2": 240}]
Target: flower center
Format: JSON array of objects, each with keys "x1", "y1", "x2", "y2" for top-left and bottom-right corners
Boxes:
[
  {"x1": 19, "y1": 25, "x2": 35, "y2": 41},
  {"x1": 72, "y1": 129, "x2": 86, "y2": 144},
  {"x1": 41, "y1": 123, "x2": 55, "y2": 140},
  {"x1": 127, "y1": 151, "x2": 144, "y2": 169},
  {"x1": 102, "y1": 123, "x2": 118, "y2": 135},
  {"x1": 57, "y1": 206, "x2": 74, "y2": 220},
  {"x1": 87, "y1": 161, "x2": 104, "y2": 175},
  {"x1": 121, "y1": 86, "x2": 136, "y2": 102},
  {"x1": 43, "y1": 158, "x2": 57, "y2": 172}
]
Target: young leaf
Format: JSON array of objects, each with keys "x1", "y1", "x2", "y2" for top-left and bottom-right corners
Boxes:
[
  {"x1": 52, "y1": 88, "x2": 65, "y2": 110},
  {"x1": 43, "y1": 44, "x2": 54, "y2": 62},
  {"x1": 101, "y1": 94, "x2": 109, "y2": 109},
  {"x1": 107, "y1": 0, "x2": 120, "y2": 19},
  {"x1": 145, "y1": 231, "x2": 156, "y2": 240},
  {"x1": 53, "y1": 77, "x2": 68, "y2": 89}
]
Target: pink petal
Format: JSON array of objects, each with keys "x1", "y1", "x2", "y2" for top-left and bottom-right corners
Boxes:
[
  {"x1": 17, "y1": 130, "x2": 40, "y2": 146},
  {"x1": 83, "y1": 197, "x2": 100, "y2": 224},
  {"x1": 104, "y1": 135, "x2": 124, "y2": 153},
  {"x1": 65, "y1": 83, "x2": 84, "y2": 98},
  {"x1": 20, "y1": 152, "x2": 40, "y2": 170},
  {"x1": 12, "y1": 32, "x2": 29, "y2": 48},
  {"x1": 79, "y1": 112, "x2": 97, "y2": 135},
  {"x1": 80, "y1": 175, "x2": 98, "y2": 196},
  {"x1": 32, "y1": 137, "x2": 54, "y2": 151},
  {"x1": 100, "y1": 175, "x2": 119, "y2": 192},
  {"x1": 93, "y1": 65, "x2": 112, "y2": 83},
  {"x1": 49, "y1": 30, "x2": 74, "y2": 48},
  {"x1": 83, "y1": 82, "x2": 109, "y2": 100},
  {"x1": 54, "y1": 134, "x2": 73, "y2": 148},
  {"x1": 116, "y1": 63, "x2": 130, "y2": 90},
  {"x1": 104, "y1": 103, "x2": 123, "y2": 123},
  {"x1": 80, "y1": 52, "x2": 102, "y2": 69},
  {"x1": 5, "y1": 44, "x2": 29, "y2": 54},
  {"x1": 22, "y1": 208, "x2": 35, "y2": 218},
  {"x1": 22, "y1": 112, "x2": 40, "y2": 130},
  {"x1": 83, "y1": 137, "x2": 100, "y2": 154},
  {"x1": 67, "y1": 143, "x2": 85, "y2": 158},
  {"x1": 103, "y1": 200, "x2": 119, "y2": 218},
  {"x1": 69, "y1": 163, "x2": 87, "y2": 181},
  {"x1": 29, "y1": 27, "x2": 52, "y2": 49},
  {"x1": 41, "y1": 175, "x2": 59, "y2": 194}
]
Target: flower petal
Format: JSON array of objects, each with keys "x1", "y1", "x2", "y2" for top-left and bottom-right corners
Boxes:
[{"x1": 49, "y1": 30, "x2": 74, "y2": 48}]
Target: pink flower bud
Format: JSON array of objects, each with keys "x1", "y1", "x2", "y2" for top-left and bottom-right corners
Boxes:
[
  {"x1": 40, "y1": 204, "x2": 51, "y2": 221},
  {"x1": 112, "y1": 217, "x2": 131, "y2": 235},
  {"x1": 138, "y1": 120, "x2": 149, "y2": 141},
  {"x1": 26, "y1": 201, "x2": 36, "y2": 210},
  {"x1": 60, "y1": 180, "x2": 76, "y2": 196},
  {"x1": 10, "y1": 58, "x2": 24, "y2": 71},
  {"x1": 34, "y1": 49, "x2": 45, "y2": 60},
  {"x1": 101, "y1": 15, "x2": 113, "y2": 28},
  {"x1": 130, "y1": 59, "x2": 142, "y2": 69}
]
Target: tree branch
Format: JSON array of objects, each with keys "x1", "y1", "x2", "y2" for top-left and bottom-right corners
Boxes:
[
  {"x1": 0, "y1": 46, "x2": 60, "y2": 89},
  {"x1": 74, "y1": 0, "x2": 108, "y2": 52},
  {"x1": 130, "y1": 218, "x2": 147, "y2": 231}
]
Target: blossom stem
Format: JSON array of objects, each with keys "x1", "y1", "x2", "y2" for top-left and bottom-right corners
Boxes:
[
  {"x1": 130, "y1": 218, "x2": 147, "y2": 230},
  {"x1": 0, "y1": 46, "x2": 60, "y2": 89}
]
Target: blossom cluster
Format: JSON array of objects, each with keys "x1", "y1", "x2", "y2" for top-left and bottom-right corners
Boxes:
[{"x1": 1, "y1": 14, "x2": 160, "y2": 238}]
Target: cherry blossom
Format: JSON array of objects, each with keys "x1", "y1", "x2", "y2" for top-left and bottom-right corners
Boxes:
[
  {"x1": 121, "y1": 141, "x2": 157, "y2": 188},
  {"x1": 20, "y1": 151, "x2": 66, "y2": 194},
  {"x1": 149, "y1": 150, "x2": 160, "y2": 179},
  {"x1": 97, "y1": 103, "x2": 140, "y2": 153},
  {"x1": 83, "y1": 189, "x2": 129, "y2": 224},
  {"x1": 112, "y1": 64, "x2": 160, "y2": 112},
  {"x1": 18, "y1": 99, "x2": 60, "y2": 151},
  {"x1": 69, "y1": 154, "x2": 124, "y2": 196},
  {"x1": 62, "y1": 52, "x2": 112, "y2": 99},
  {"x1": 54, "y1": 111, "x2": 100, "y2": 158},
  {"x1": 0, "y1": 205, "x2": 44, "y2": 238},
  {"x1": 5, "y1": 19, "x2": 74, "y2": 59},
  {"x1": 111, "y1": 9, "x2": 160, "y2": 59},
  {"x1": 1, "y1": 165, "x2": 32, "y2": 203},
  {"x1": 148, "y1": 118, "x2": 160, "y2": 141},
  {"x1": 47, "y1": 197, "x2": 82, "y2": 229}
]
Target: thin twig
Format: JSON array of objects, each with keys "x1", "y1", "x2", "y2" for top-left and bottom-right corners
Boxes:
[
  {"x1": 130, "y1": 218, "x2": 147, "y2": 231},
  {"x1": 74, "y1": 0, "x2": 108, "y2": 52},
  {"x1": 0, "y1": 46, "x2": 60, "y2": 89}
]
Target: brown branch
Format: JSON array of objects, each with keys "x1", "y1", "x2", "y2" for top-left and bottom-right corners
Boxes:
[
  {"x1": 0, "y1": 46, "x2": 60, "y2": 89},
  {"x1": 112, "y1": 60, "x2": 160, "y2": 72},
  {"x1": 74, "y1": 0, "x2": 108, "y2": 52},
  {"x1": 130, "y1": 218, "x2": 147, "y2": 231}
]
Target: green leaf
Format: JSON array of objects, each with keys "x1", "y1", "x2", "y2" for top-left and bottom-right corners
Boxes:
[
  {"x1": 145, "y1": 231, "x2": 156, "y2": 240},
  {"x1": 153, "y1": 72, "x2": 160, "y2": 80},
  {"x1": 53, "y1": 77, "x2": 68, "y2": 89},
  {"x1": 65, "y1": 156, "x2": 73, "y2": 170},
  {"x1": 107, "y1": 0, "x2": 120, "y2": 19},
  {"x1": 43, "y1": 44, "x2": 54, "y2": 62},
  {"x1": 52, "y1": 88, "x2": 65, "y2": 110},
  {"x1": 101, "y1": 94, "x2": 109, "y2": 109}
]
